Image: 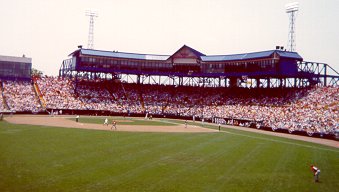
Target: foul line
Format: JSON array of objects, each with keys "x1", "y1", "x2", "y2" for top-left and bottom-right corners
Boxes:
[{"x1": 159, "y1": 119, "x2": 339, "y2": 152}]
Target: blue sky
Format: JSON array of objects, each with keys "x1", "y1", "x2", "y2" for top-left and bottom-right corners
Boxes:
[{"x1": 0, "y1": 0, "x2": 338, "y2": 75}]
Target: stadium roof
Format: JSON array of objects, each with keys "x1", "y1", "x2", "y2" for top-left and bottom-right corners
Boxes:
[
  {"x1": 79, "y1": 49, "x2": 169, "y2": 61},
  {"x1": 70, "y1": 46, "x2": 303, "y2": 62},
  {"x1": 0, "y1": 55, "x2": 32, "y2": 63},
  {"x1": 201, "y1": 50, "x2": 303, "y2": 62}
]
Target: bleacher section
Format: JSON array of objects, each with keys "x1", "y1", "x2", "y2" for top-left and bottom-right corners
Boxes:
[
  {"x1": 2, "y1": 77, "x2": 338, "y2": 137},
  {"x1": 36, "y1": 76, "x2": 83, "y2": 110},
  {"x1": 0, "y1": 81, "x2": 10, "y2": 112},
  {"x1": 2, "y1": 81, "x2": 41, "y2": 112}
]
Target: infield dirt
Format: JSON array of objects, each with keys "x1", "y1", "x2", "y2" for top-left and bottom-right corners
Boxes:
[
  {"x1": 4, "y1": 115, "x2": 217, "y2": 133},
  {"x1": 4, "y1": 115, "x2": 338, "y2": 148}
]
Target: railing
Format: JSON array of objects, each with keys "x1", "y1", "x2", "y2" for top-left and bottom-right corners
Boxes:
[
  {"x1": 32, "y1": 80, "x2": 46, "y2": 109},
  {"x1": 298, "y1": 61, "x2": 339, "y2": 86}
]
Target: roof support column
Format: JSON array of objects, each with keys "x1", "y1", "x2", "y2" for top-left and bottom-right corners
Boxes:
[
  {"x1": 256, "y1": 78, "x2": 260, "y2": 88},
  {"x1": 137, "y1": 75, "x2": 140, "y2": 85},
  {"x1": 324, "y1": 64, "x2": 327, "y2": 86}
]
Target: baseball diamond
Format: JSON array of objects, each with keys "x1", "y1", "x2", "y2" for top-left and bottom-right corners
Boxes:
[
  {"x1": 1, "y1": 1, "x2": 339, "y2": 190},
  {"x1": 0, "y1": 115, "x2": 338, "y2": 191}
]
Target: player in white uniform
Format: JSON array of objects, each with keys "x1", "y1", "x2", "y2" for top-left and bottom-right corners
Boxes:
[{"x1": 104, "y1": 118, "x2": 109, "y2": 126}]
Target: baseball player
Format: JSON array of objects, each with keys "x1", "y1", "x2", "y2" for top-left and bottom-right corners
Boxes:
[
  {"x1": 111, "y1": 120, "x2": 117, "y2": 130},
  {"x1": 104, "y1": 118, "x2": 109, "y2": 126},
  {"x1": 310, "y1": 165, "x2": 321, "y2": 182}
]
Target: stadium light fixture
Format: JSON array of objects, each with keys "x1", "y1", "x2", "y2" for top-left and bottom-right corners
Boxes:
[
  {"x1": 85, "y1": 9, "x2": 99, "y2": 50},
  {"x1": 285, "y1": 2, "x2": 299, "y2": 13},
  {"x1": 285, "y1": 2, "x2": 299, "y2": 52}
]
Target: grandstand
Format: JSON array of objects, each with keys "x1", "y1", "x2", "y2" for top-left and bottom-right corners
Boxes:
[
  {"x1": 0, "y1": 46, "x2": 338, "y2": 139},
  {"x1": 59, "y1": 45, "x2": 338, "y2": 87}
]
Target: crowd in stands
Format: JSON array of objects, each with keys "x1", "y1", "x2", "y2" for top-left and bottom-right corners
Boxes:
[
  {"x1": 36, "y1": 76, "x2": 84, "y2": 110},
  {"x1": 0, "y1": 82, "x2": 7, "y2": 112},
  {"x1": 0, "y1": 97, "x2": 6, "y2": 112},
  {"x1": 74, "y1": 79, "x2": 142, "y2": 113},
  {"x1": 2, "y1": 81, "x2": 41, "y2": 112},
  {"x1": 1, "y1": 76, "x2": 338, "y2": 135}
]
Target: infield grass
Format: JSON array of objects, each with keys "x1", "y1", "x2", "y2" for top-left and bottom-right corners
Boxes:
[
  {"x1": 0, "y1": 119, "x2": 338, "y2": 192},
  {"x1": 69, "y1": 116, "x2": 176, "y2": 126}
]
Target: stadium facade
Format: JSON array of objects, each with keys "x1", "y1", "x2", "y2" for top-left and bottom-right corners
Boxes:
[{"x1": 60, "y1": 45, "x2": 339, "y2": 88}]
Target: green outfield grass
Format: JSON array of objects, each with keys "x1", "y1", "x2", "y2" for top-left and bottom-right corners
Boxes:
[{"x1": 0, "y1": 119, "x2": 338, "y2": 192}]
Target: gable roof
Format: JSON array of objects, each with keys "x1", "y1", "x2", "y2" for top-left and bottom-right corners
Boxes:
[
  {"x1": 167, "y1": 45, "x2": 206, "y2": 61},
  {"x1": 68, "y1": 46, "x2": 302, "y2": 62}
]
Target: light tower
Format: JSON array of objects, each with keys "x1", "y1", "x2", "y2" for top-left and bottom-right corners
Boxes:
[
  {"x1": 85, "y1": 9, "x2": 98, "y2": 49},
  {"x1": 285, "y1": 2, "x2": 299, "y2": 52}
]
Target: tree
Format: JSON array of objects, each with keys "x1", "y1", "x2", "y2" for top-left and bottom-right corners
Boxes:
[{"x1": 31, "y1": 68, "x2": 43, "y2": 78}]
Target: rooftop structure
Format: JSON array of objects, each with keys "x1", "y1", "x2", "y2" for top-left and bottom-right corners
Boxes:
[
  {"x1": 60, "y1": 45, "x2": 338, "y2": 87},
  {"x1": 0, "y1": 55, "x2": 32, "y2": 81}
]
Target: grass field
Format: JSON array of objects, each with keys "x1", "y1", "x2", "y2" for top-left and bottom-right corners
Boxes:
[
  {"x1": 0, "y1": 118, "x2": 338, "y2": 192},
  {"x1": 69, "y1": 116, "x2": 177, "y2": 126}
]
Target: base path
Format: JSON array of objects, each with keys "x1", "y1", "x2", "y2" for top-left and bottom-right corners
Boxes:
[{"x1": 4, "y1": 115, "x2": 218, "y2": 133}]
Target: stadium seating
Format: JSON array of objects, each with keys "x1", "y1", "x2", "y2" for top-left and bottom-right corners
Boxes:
[
  {"x1": 2, "y1": 81, "x2": 41, "y2": 112},
  {"x1": 3, "y1": 76, "x2": 338, "y2": 136},
  {"x1": 0, "y1": 81, "x2": 9, "y2": 112},
  {"x1": 36, "y1": 76, "x2": 84, "y2": 110}
]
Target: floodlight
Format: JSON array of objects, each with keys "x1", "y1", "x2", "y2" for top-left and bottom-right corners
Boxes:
[
  {"x1": 85, "y1": 9, "x2": 99, "y2": 49},
  {"x1": 85, "y1": 9, "x2": 98, "y2": 17},
  {"x1": 285, "y1": 2, "x2": 299, "y2": 13},
  {"x1": 285, "y1": 2, "x2": 299, "y2": 52}
]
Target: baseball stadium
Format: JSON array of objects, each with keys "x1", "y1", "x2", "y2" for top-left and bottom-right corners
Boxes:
[
  {"x1": 1, "y1": 1, "x2": 339, "y2": 191},
  {"x1": 0, "y1": 43, "x2": 338, "y2": 191}
]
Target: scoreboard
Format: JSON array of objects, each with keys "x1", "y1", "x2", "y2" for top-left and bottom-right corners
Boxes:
[{"x1": 0, "y1": 55, "x2": 32, "y2": 80}]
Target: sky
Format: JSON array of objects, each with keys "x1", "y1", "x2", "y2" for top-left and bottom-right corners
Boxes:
[{"x1": 0, "y1": 0, "x2": 338, "y2": 76}]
